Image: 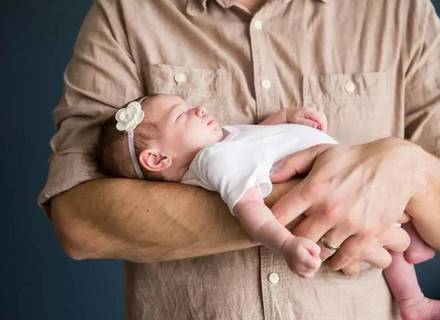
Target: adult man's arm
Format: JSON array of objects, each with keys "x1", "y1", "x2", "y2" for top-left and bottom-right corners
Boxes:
[
  {"x1": 400, "y1": 0, "x2": 440, "y2": 250},
  {"x1": 52, "y1": 176, "x2": 408, "y2": 264},
  {"x1": 268, "y1": 0, "x2": 440, "y2": 274},
  {"x1": 41, "y1": 1, "x2": 322, "y2": 263},
  {"x1": 39, "y1": 0, "x2": 263, "y2": 263},
  {"x1": 43, "y1": 0, "x2": 409, "y2": 265},
  {"x1": 406, "y1": 151, "x2": 440, "y2": 249},
  {"x1": 270, "y1": 139, "x2": 438, "y2": 270},
  {"x1": 51, "y1": 177, "x2": 296, "y2": 262}
]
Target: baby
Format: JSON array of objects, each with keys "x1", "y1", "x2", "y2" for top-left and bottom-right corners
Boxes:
[{"x1": 99, "y1": 94, "x2": 439, "y2": 320}]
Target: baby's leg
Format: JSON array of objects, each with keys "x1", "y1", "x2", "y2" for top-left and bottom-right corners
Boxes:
[
  {"x1": 384, "y1": 224, "x2": 440, "y2": 320},
  {"x1": 403, "y1": 222, "x2": 436, "y2": 264}
]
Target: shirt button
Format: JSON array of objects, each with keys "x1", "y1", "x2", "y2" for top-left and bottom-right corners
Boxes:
[
  {"x1": 254, "y1": 19, "x2": 263, "y2": 30},
  {"x1": 174, "y1": 73, "x2": 187, "y2": 84},
  {"x1": 261, "y1": 79, "x2": 272, "y2": 90},
  {"x1": 344, "y1": 81, "x2": 356, "y2": 93},
  {"x1": 268, "y1": 272, "x2": 280, "y2": 284}
]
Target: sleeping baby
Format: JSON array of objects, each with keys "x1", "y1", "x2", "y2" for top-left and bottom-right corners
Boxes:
[{"x1": 98, "y1": 94, "x2": 439, "y2": 320}]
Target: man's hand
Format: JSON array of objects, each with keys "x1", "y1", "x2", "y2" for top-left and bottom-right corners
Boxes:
[{"x1": 269, "y1": 137, "x2": 427, "y2": 273}]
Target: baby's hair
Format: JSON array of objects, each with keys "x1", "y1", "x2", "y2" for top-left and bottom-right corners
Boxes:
[{"x1": 98, "y1": 96, "x2": 165, "y2": 181}]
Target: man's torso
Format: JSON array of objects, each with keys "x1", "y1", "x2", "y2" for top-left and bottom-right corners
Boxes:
[{"x1": 99, "y1": 0, "x2": 423, "y2": 318}]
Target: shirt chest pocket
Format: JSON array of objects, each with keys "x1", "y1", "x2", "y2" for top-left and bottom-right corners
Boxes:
[
  {"x1": 303, "y1": 72, "x2": 393, "y2": 144},
  {"x1": 142, "y1": 63, "x2": 226, "y2": 121}
]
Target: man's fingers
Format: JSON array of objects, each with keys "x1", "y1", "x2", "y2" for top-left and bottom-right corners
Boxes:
[
  {"x1": 378, "y1": 226, "x2": 410, "y2": 253},
  {"x1": 270, "y1": 144, "x2": 330, "y2": 183},
  {"x1": 327, "y1": 226, "x2": 409, "y2": 271},
  {"x1": 397, "y1": 212, "x2": 410, "y2": 224},
  {"x1": 360, "y1": 242, "x2": 393, "y2": 269},
  {"x1": 341, "y1": 262, "x2": 361, "y2": 277},
  {"x1": 328, "y1": 236, "x2": 392, "y2": 271},
  {"x1": 292, "y1": 212, "x2": 334, "y2": 244},
  {"x1": 318, "y1": 227, "x2": 355, "y2": 261},
  {"x1": 271, "y1": 183, "x2": 312, "y2": 226},
  {"x1": 327, "y1": 235, "x2": 365, "y2": 270}
]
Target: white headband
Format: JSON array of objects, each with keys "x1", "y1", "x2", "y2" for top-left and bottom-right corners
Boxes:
[{"x1": 115, "y1": 99, "x2": 146, "y2": 179}]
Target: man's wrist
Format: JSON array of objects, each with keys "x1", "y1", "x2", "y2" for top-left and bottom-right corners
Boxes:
[
  {"x1": 404, "y1": 143, "x2": 440, "y2": 248},
  {"x1": 409, "y1": 140, "x2": 430, "y2": 196},
  {"x1": 384, "y1": 137, "x2": 429, "y2": 196},
  {"x1": 404, "y1": 139, "x2": 436, "y2": 217}
]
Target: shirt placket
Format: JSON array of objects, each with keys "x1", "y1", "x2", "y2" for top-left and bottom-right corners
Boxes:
[
  {"x1": 249, "y1": 3, "x2": 290, "y2": 320},
  {"x1": 260, "y1": 247, "x2": 292, "y2": 320},
  {"x1": 249, "y1": 4, "x2": 277, "y2": 122}
]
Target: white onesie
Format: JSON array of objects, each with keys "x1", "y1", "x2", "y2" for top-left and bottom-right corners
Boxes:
[{"x1": 181, "y1": 124, "x2": 338, "y2": 215}]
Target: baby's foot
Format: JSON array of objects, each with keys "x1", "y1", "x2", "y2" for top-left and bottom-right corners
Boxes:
[
  {"x1": 403, "y1": 223, "x2": 436, "y2": 264},
  {"x1": 282, "y1": 237, "x2": 321, "y2": 278},
  {"x1": 405, "y1": 247, "x2": 436, "y2": 265},
  {"x1": 398, "y1": 296, "x2": 440, "y2": 320}
]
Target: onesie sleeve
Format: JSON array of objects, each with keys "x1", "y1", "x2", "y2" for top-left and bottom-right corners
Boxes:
[
  {"x1": 202, "y1": 148, "x2": 273, "y2": 216},
  {"x1": 180, "y1": 149, "x2": 217, "y2": 192}
]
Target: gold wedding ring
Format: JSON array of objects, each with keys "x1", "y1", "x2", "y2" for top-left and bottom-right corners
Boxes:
[{"x1": 321, "y1": 238, "x2": 341, "y2": 251}]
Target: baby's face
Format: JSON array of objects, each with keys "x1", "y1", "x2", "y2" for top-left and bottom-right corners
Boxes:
[{"x1": 143, "y1": 95, "x2": 223, "y2": 157}]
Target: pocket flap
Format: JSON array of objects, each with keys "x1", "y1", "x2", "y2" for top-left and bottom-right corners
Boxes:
[
  {"x1": 143, "y1": 63, "x2": 224, "y2": 99},
  {"x1": 304, "y1": 72, "x2": 389, "y2": 102}
]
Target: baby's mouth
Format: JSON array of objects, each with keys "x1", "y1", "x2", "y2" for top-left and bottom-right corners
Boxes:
[{"x1": 206, "y1": 118, "x2": 216, "y2": 126}]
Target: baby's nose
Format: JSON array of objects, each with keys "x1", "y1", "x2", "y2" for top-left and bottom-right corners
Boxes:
[{"x1": 195, "y1": 106, "x2": 207, "y2": 117}]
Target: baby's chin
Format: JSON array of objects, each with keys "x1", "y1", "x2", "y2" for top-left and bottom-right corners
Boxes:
[{"x1": 216, "y1": 126, "x2": 226, "y2": 141}]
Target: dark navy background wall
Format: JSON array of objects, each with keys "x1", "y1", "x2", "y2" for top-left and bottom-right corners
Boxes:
[{"x1": 1, "y1": 1, "x2": 439, "y2": 319}]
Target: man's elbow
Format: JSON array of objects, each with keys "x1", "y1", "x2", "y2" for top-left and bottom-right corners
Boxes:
[
  {"x1": 50, "y1": 194, "x2": 98, "y2": 261},
  {"x1": 57, "y1": 234, "x2": 89, "y2": 261},
  {"x1": 53, "y1": 221, "x2": 89, "y2": 260}
]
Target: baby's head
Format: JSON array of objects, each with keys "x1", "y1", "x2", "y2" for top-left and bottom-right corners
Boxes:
[{"x1": 99, "y1": 94, "x2": 223, "y2": 182}]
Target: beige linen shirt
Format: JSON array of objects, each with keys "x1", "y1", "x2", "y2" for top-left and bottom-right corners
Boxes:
[{"x1": 38, "y1": 0, "x2": 440, "y2": 319}]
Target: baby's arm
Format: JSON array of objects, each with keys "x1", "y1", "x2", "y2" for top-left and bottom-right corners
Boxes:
[{"x1": 233, "y1": 186, "x2": 321, "y2": 278}]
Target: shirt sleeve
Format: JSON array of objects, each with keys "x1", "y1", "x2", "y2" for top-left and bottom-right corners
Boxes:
[
  {"x1": 404, "y1": 0, "x2": 440, "y2": 157},
  {"x1": 37, "y1": 0, "x2": 144, "y2": 216}
]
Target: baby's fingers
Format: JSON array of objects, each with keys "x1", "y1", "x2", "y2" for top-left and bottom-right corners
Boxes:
[
  {"x1": 297, "y1": 245, "x2": 322, "y2": 272},
  {"x1": 294, "y1": 118, "x2": 322, "y2": 130},
  {"x1": 302, "y1": 108, "x2": 328, "y2": 131},
  {"x1": 303, "y1": 240, "x2": 321, "y2": 258},
  {"x1": 289, "y1": 258, "x2": 320, "y2": 278}
]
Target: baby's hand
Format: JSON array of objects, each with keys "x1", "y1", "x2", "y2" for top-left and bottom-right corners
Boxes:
[
  {"x1": 286, "y1": 107, "x2": 328, "y2": 131},
  {"x1": 281, "y1": 236, "x2": 321, "y2": 278}
]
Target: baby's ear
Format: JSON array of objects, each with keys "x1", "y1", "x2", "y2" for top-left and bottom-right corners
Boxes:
[{"x1": 139, "y1": 149, "x2": 172, "y2": 172}]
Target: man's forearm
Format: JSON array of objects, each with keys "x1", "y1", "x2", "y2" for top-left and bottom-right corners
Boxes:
[
  {"x1": 51, "y1": 178, "x2": 298, "y2": 262},
  {"x1": 406, "y1": 146, "x2": 440, "y2": 249}
]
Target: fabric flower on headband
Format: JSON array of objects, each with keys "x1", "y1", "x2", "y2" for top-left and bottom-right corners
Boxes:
[
  {"x1": 115, "y1": 101, "x2": 145, "y2": 132},
  {"x1": 114, "y1": 100, "x2": 146, "y2": 179}
]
